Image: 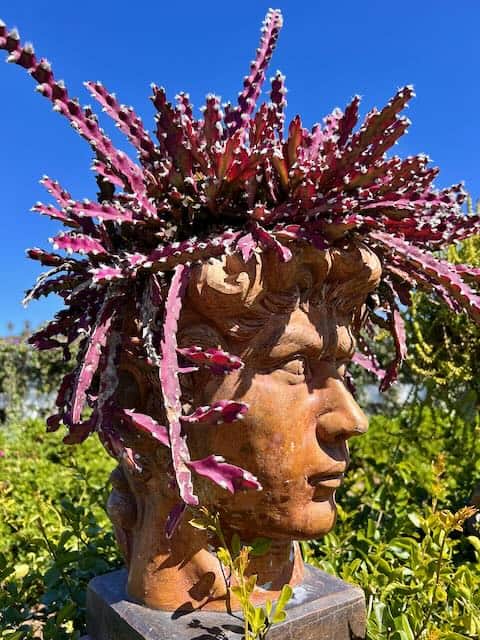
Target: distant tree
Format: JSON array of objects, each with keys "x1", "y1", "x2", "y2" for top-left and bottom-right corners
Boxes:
[{"x1": 407, "y1": 197, "x2": 480, "y2": 416}]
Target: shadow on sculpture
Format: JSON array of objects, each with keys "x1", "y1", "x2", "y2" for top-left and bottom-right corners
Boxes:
[{"x1": 188, "y1": 618, "x2": 243, "y2": 640}]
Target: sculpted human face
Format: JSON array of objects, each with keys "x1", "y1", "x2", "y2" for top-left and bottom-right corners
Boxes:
[
  {"x1": 107, "y1": 244, "x2": 381, "y2": 610},
  {"x1": 185, "y1": 301, "x2": 368, "y2": 541}
]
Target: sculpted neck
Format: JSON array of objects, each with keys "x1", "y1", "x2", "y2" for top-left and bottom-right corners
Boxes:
[{"x1": 123, "y1": 493, "x2": 304, "y2": 612}]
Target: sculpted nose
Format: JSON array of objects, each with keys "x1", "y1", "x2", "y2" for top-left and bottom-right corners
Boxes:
[{"x1": 316, "y1": 377, "x2": 368, "y2": 442}]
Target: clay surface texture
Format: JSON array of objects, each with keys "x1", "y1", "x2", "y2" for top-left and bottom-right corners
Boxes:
[{"x1": 107, "y1": 245, "x2": 380, "y2": 611}]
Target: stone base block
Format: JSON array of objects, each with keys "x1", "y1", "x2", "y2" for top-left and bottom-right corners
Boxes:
[{"x1": 86, "y1": 565, "x2": 366, "y2": 639}]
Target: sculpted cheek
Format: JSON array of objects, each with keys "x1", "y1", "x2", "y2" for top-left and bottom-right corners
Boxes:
[{"x1": 271, "y1": 432, "x2": 285, "y2": 448}]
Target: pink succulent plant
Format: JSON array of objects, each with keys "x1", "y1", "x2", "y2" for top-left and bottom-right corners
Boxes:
[{"x1": 1, "y1": 9, "x2": 479, "y2": 519}]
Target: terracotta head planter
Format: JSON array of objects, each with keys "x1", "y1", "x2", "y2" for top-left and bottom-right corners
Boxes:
[
  {"x1": 107, "y1": 242, "x2": 381, "y2": 610},
  {"x1": 2, "y1": 6, "x2": 480, "y2": 616}
]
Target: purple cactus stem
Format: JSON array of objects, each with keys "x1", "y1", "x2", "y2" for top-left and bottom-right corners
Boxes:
[
  {"x1": 46, "y1": 413, "x2": 62, "y2": 432},
  {"x1": 146, "y1": 231, "x2": 241, "y2": 271},
  {"x1": 32, "y1": 201, "x2": 79, "y2": 227},
  {"x1": 177, "y1": 346, "x2": 244, "y2": 375},
  {"x1": 120, "y1": 409, "x2": 170, "y2": 447},
  {"x1": 251, "y1": 222, "x2": 292, "y2": 262},
  {"x1": 225, "y1": 8, "x2": 283, "y2": 134},
  {"x1": 90, "y1": 265, "x2": 125, "y2": 283},
  {"x1": 68, "y1": 200, "x2": 133, "y2": 223},
  {"x1": 51, "y1": 232, "x2": 107, "y2": 256},
  {"x1": 187, "y1": 455, "x2": 262, "y2": 494},
  {"x1": 352, "y1": 351, "x2": 386, "y2": 380},
  {"x1": 69, "y1": 300, "x2": 115, "y2": 424},
  {"x1": 379, "y1": 303, "x2": 407, "y2": 391},
  {"x1": 372, "y1": 231, "x2": 480, "y2": 323},
  {"x1": 84, "y1": 80, "x2": 157, "y2": 162},
  {"x1": 160, "y1": 264, "x2": 199, "y2": 506},
  {"x1": 182, "y1": 401, "x2": 249, "y2": 425},
  {"x1": 63, "y1": 413, "x2": 97, "y2": 444}
]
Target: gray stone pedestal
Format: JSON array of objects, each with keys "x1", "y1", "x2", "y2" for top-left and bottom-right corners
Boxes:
[{"x1": 84, "y1": 564, "x2": 365, "y2": 639}]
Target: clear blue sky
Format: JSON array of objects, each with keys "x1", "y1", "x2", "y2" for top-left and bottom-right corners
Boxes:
[{"x1": 1, "y1": 1, "x2": 479, "y2": 333}]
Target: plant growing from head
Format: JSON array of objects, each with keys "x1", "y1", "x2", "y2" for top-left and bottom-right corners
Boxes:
[{"x1": 1, "y1": 9, "x2": 480, "y2": 532}]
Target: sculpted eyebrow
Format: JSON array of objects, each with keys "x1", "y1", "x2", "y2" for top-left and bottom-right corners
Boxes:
[
  {"x1": 280, "y1": 329, "x2": 356, "y2": 361},
  {"x1": 269, "y1": 328, "x2": 328, "y2": 358}
]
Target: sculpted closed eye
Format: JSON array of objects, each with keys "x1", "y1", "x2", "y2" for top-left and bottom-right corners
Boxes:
[{"x1": 282, "y1": 356, "x2": 310, "y2": 381}]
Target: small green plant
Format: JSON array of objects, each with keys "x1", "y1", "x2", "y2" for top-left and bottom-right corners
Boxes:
[{"x1": 189, "y1": 507, "x2": 293, "y2": 640}]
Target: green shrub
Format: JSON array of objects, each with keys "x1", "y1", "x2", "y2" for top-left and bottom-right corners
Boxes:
[
  {"x1": 305, "y1": 405, "x2": 480, "y2": 639},
  {"x1": 0, "y1": 418, "x2": 119, "y2": 639},
  {"x1": 1, "y1": 405, "x2": 478, "y2": 638},
  {"x1": 0, "y1": 338, "x2": 72, "y2": 423},
  {"x1": 407, "y1": 228, "x2": 480, "y2": 411}
]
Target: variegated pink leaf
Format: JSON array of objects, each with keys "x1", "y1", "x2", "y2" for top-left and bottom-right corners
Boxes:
[
  {"x1": 187, "y1": 455, "x2": 262, "y2": 493},
  {"x1": 177, "y1": 346, "x2": 244, "y2": 375},
  {"x1": 182, "y1": 401, "x2": 248, "y2": 425},
  {"x1": 160, "y1": 264, "x2": 198, "y2": 506},
  {"x1": 120, "y1": 409, "x2": 170, "y2": 447}
]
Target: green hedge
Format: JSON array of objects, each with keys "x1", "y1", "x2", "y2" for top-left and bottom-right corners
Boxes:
[
  {"x1": 1, "y1": 403, "x2": 479, "y2": 639},
  {"x1": 0, "y1": 419, "x2": 120, "y2": 639},
  {"x1": 307, "y1": 404, "x2": 480, "y2": 639},
  {"x1": 0, "y1": 338, "x2": 72, "y2": 423}
]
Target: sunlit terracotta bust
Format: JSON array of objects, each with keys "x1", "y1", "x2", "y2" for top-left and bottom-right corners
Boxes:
[
  {"x1": 2, "y1": 4, "x2": 476, "y2": 630},
  {"x1": 107, "y1": 241, "x2": 381, "y2": 611}
]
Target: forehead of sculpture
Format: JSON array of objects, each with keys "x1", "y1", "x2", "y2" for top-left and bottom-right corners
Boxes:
[
  {"x1": 181, "y1": 242, "x2": 381, "y2": 340},
  {"x1": 242, "y1": 301, "x2": 358, "y2": 365}
]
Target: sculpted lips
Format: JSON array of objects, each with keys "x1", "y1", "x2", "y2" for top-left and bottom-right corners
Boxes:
[{"x1": 307, "y1": 467, "x2": 347, "y2": 493}]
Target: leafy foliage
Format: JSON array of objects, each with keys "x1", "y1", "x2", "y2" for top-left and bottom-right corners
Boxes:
[
  {"x1": 0, "y1": 335, "x2": 73, "y2": 423},
  {"x1": 1, "y1": 405, "x2": 478, "y2": 638},
  {"x1": 189, "y1": 507, "x2": 292, "y2": 640},
  {"x1": 0, "y1": 418, "x2": 119, "y2": 639},
  {"x1": 305, "y1": 405, "x2": 480, "y2": 639},
  {"x1": 407, "y1": 198, "x2": 480, "y2": 408}
]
